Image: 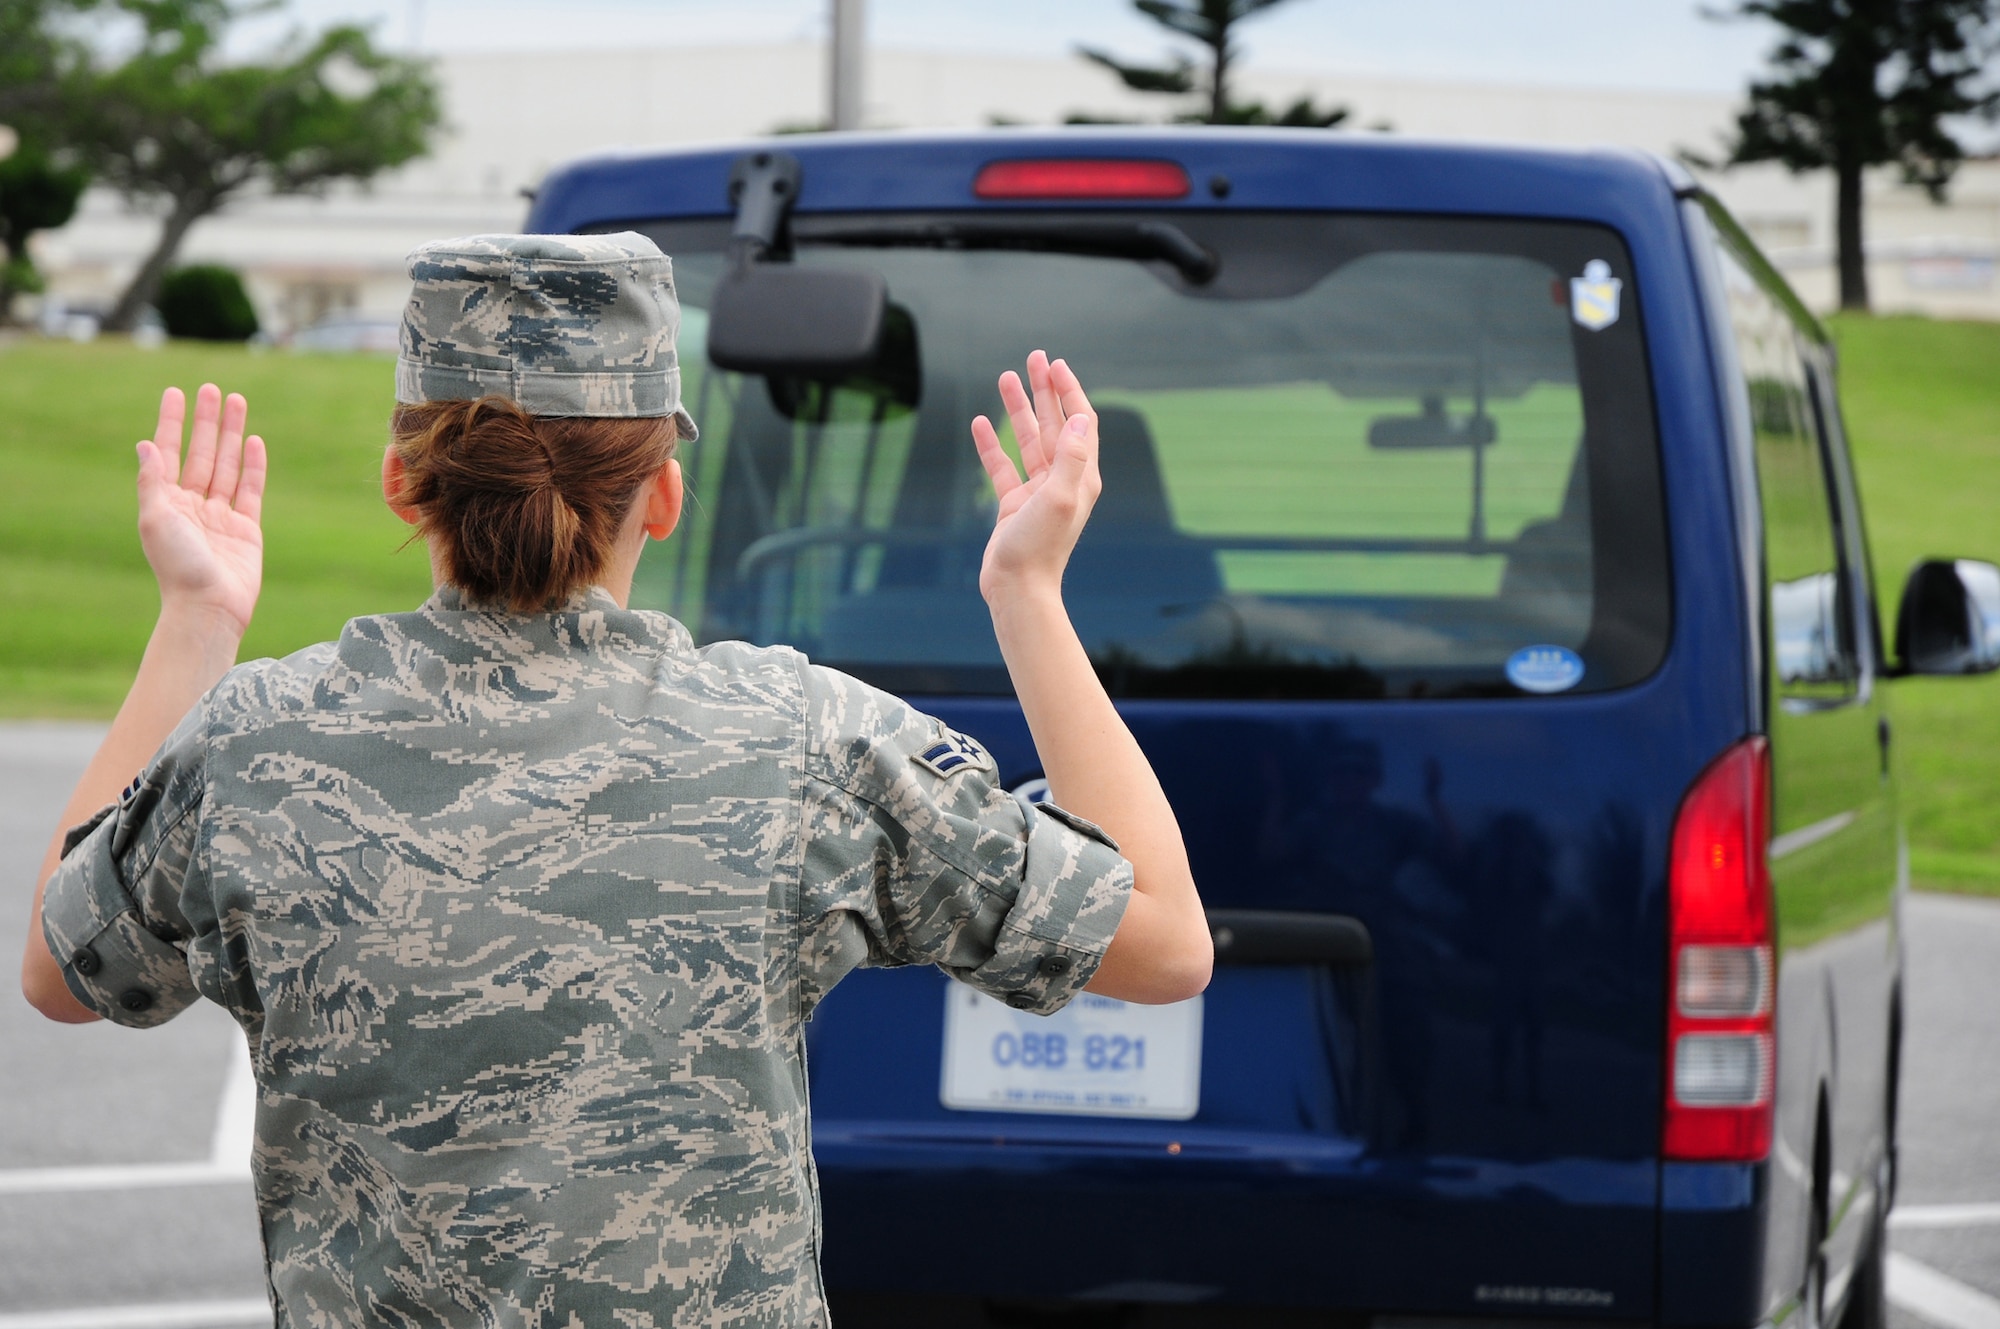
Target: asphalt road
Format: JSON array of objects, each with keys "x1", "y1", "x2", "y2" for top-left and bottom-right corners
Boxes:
[{"x1": 0, "y1": 722, "x2": 1994, "y2": 1328}]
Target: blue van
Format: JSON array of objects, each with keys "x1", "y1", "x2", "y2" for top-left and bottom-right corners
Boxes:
[{"x1": 526, "y1": 131, "x2": 2000, "y2": 1326}]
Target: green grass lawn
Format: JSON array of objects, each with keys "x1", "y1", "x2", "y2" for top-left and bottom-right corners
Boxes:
[
  {"x1": 3, "y1": 320, "x2": 1998, "y2": 893},
  {"x1": 0, "y1": 340, "x2": 430, "y2": 712}
]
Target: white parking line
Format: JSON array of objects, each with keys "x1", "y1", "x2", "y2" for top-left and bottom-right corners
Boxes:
[
  {"x1": 0, "y1": 1159, "x2": 245, "y2": 1195},
  {"x1": 209, "y1": 1034, "x2": 256, "y2": 1166},
  {"x1": 0, "y1": 1037, "x2": 253, "y2": 1196},
  {"x1": 0, "y1": 1298, "x2": 271, "y2": 1329},
  {"x1": 1893, "y1": 1202, "x2": 2000, "y2": 1229},
  {"x1": 1888, "y1": 1254, "x2": 2000, "y2": 1329}
]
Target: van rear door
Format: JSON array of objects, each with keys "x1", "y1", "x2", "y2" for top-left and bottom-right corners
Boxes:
[{"x1": 626, "y1": 207, "x2": 1711, "y2": 1313}]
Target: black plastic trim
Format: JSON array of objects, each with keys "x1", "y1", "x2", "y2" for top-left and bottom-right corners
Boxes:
[{"x1": 1206, "y1": 909, "x2": 1373, "y2": 967}]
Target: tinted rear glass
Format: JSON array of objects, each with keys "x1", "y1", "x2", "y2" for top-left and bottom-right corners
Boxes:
[{"x1": 622, "y1": 212, "x2": 1669, "y2": 699}]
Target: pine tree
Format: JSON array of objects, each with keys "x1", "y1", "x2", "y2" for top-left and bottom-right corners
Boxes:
[
  {"x1": 1713, "y1": 0, "x2": 2000, "y2": 310},
  {"x1": 1078, "y1": 0, "x2": 1347, "y2": 127}
]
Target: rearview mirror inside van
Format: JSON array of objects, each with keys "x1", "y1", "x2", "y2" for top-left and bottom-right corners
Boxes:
[
  {"x1": 1896, "y1": 558, "x2": 2000, "y2": 675},
  {"x1": 1367, "y1": 394, "x2": 1498, "y2": 449},
  {"x1": 763, "y1": 301, "x2": 922, "y2": 420},
  {"x1": 707, "y1": 264, "x2": 889, "y2": 377},
  {"x1": 707, "y1": 264, "x2": 921, "y2": 419}
]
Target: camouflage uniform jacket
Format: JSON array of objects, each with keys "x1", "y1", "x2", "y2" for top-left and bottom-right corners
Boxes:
[{"x1": 41, "y1": 587, "x2": 1133, "y2": 1328}]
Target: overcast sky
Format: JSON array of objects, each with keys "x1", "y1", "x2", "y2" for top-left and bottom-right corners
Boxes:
[{"x1": 238, "y1": 0, "x2": 1786, "y2": 96}]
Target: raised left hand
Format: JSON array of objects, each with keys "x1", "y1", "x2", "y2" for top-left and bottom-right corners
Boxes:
[
  {"x1": 135, "y1": 383, "x2": 267, "y2": 636},
  {"x1": 969, "y1": 350, "x2": 1101, "y2": 608}
]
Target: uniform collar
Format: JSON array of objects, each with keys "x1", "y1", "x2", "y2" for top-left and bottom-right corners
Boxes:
[
  {"x1": 424, "y1": 584, "x2": 625, "y2": 616},
  {"x1": 417, "y1": 584, "x2": 694, "y2": 656}
]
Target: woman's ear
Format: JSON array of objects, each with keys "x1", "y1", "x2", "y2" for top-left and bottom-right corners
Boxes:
[
  {"x1": 644, "y1": 458, "x2": 684, "y2": 541},
  {"x1": 381, "y1": 447, "x2": 421, "y2": 527}
]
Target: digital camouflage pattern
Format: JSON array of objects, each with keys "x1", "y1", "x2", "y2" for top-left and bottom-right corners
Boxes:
[
  {"x1": 42, "y1": 588, "x2": 1131, "y2": 1328},
  {"x1": 396, "y1": 232, "x2": 700, "y2": 438}
]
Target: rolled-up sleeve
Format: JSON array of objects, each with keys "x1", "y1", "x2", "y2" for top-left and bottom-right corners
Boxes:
[
  {"x1": 40, "y1": 707, "x2": 208, "y2": 1028},
  {"x1": 796, "y1": 663, "x2": 1132, "y2": 1018}
]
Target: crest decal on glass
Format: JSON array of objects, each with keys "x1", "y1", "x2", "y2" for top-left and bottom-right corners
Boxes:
[{"x1": 1570, "y1": 259, "x2": 1623, "y2": 331}]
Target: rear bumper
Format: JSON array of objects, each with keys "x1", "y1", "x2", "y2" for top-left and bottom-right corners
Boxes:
[
  {"x1": 815, "y1": 1130, "x2": 1659, "y2": 1315},
  {"x1": 1659, "y1": 1161, "x2": 1771, "y2": 1327},
  {"x1": 829, "y1": 1300, "x2": 1645, "y2": 1329}
]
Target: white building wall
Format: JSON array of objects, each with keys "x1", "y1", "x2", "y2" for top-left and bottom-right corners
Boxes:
[{"x1": 24, "y1": 42, "x2": 2000, "y2": 331}]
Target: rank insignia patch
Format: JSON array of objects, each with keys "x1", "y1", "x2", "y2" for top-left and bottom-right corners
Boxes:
[{"x1": 913, "y1": 734, "x2": 994, "y2": 780}]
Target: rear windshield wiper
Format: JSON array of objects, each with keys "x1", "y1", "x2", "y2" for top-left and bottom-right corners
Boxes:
[{"x1": 798, "y1": 217, "x2": 1220, "y2": 285}]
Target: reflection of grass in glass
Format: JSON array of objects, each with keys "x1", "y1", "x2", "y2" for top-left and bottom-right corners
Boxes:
[
  {"x1": 633, "y1": 351, "x2": 736, "y2": 622},
  {"x1": 1770, "y1": 691, "x2": 1899, "y2": 948},
  {"x1": 1102, "y1": 380, "x2": 1582, "y2": 546},
  {"x1": 1755, "y1": 397, "x2": 1842, "y2": 586},
  {"x1": 770, "y1": 391, "x2": 921, "y2": 640},
  {"x1": 1219, "y1": 551, "x2": 1506, "y2": 597},
  {"x1": 632, "y1": 364, "x2": 920, "y2": 629}
]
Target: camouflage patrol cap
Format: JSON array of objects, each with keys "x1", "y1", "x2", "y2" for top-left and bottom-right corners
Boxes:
[{"x1": 396, "y1": 232, "x2": 698, "y2": 439}]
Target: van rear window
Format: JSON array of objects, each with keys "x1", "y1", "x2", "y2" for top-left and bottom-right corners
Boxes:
[{"x1": 623, "y1": 212, "x2": 1669, "y2": 699}]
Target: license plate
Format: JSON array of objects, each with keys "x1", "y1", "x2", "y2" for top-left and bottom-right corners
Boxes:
[{"x1": 939, "y1": 985, "x2": 1203, "y2": 1120}]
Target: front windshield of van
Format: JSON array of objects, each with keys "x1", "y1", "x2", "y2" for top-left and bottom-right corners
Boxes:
[{"x1": 622, "y1": 212, "x2": 1669, "y2": 700}]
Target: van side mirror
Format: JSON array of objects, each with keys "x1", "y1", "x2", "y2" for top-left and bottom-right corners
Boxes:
[{"x1": 1895, "y1": 559, "x2": 2000, "y2": 675}]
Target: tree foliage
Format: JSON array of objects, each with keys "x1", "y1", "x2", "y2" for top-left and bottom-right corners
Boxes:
[
  {"x1": 0, "y1": 145, "x2": 86, "y2": 245},
  {"x1": 1077, "y1": 0, "x2": 1348, "y2": 127},
  {"x1": 1712, "y1": 0, "x2": 2000, "y2": 309},
  {"x1": 0, "y1": 0, "x2": 97, "y2": 313},
  {"x1": 0, "y1": 0, "x2": 91, "y2": 130},
  {"x1": 0, "y1": 144, "x2": 89, "y2": 302},
  {"x1": 71, "y1": 0, "x2": 442, "y2": 330}
]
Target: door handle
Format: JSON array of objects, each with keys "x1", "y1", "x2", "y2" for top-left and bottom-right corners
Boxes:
[{"x1": 1206, "y1": 909, "x2": 1373, "y2": 967}]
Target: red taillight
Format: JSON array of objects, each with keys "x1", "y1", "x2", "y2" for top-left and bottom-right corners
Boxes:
[
  {"x1": 973, "y1": 158, "x2": 1191, "y2": 200},
  {"x1": 1664, "y1": 738, "x2": 1775, "y2": 1162}
]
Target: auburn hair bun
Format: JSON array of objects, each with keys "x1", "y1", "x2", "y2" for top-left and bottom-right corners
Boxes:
[{"x1": 389, "y1": 396, "x2": 676, "y2": 613}]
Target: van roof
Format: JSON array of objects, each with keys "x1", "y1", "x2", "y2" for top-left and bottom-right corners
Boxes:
[{"x1": 525, "y1": 128, "x2": 1688, "y2": 237}]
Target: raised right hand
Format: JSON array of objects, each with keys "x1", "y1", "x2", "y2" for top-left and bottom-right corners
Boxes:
[
  {"x1": 969, "y1": 350, "x2": 1101, "y2": 608},
  {"x1": 135, "y1": 384, "x2": 267, "y2": 636}
]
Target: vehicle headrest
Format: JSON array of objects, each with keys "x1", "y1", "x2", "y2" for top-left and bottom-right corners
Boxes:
[{"x1": 1093, "y1": 406, "x2": 1175, "y2": 531}]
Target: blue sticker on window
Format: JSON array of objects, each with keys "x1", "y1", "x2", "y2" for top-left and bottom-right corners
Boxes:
[{"x1": 1506, "y1": 645, "x2": 1585, "y2": 694}]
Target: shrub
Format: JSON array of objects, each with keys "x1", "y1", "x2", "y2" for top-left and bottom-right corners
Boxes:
[{"x1": 156, "y1": 265, "x2": 260, "y2": 342}]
